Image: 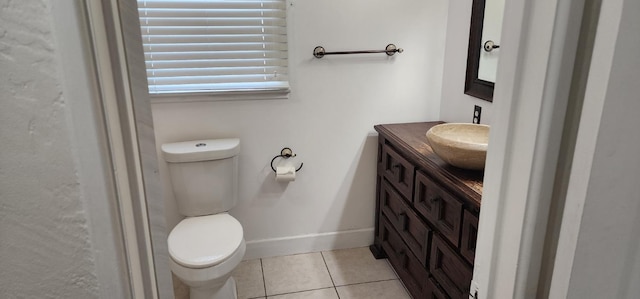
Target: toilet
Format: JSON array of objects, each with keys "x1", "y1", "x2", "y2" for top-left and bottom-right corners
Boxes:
[{"x1": 162, "y1": 138, "x2": 245, "y2": 299}]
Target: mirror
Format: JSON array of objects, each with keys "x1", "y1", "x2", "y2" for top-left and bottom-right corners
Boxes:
[{"x1": 465, "y1": 0, "x2": 505, "y2": 102}]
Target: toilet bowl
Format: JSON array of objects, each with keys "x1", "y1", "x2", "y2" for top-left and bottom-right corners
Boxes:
[
  {"x1": 168, "y1": 213, "x2": 245, "y2": 299},
  {"x1": 162, "y1": 139, "x2": 244, "y2": 299}
]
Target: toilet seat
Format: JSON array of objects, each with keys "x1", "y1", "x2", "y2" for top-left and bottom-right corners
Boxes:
[{"x1": 168, "y1": 213, "x2": 243, "y2": 269}]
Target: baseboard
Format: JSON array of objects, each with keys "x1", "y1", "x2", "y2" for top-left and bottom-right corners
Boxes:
[{"x1": 243, "y1": 228, "x2": 375, "y2": 260}]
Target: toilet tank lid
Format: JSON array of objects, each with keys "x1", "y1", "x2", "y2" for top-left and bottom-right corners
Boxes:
[{"x1": 162, "y1": 138, "x2": 240, "y2": 163}]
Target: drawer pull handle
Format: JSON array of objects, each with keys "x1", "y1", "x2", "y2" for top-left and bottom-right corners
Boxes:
[
  {"x1": 392, "y1": 163, "x2": 402, "y2": 169},
  {"x1": 399, "y1": 213, "x2": 409, "y2": 231},
  {"x1": 430, "y1": 197, "x2": 441, "y2": 204}
]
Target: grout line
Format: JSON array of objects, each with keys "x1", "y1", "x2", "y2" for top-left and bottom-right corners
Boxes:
[
  {"x1": 260, "y1": 258, "x2": 267, "y2": 298},
  {"x1": 320, "y1": 251, "x2": 337, "y2": 287},
  {"x1": 262, "y1": 249, "x2": 400, "y2": 298},
  {"x1": 267, "y1": 286, "x2": 336, "y2": 297},
  {"x1": 335, "y1": 278, "x2": 399, "y2": 288},
  {"x1": 320, "y1": 252, "x2": 340, "y2": 299}
]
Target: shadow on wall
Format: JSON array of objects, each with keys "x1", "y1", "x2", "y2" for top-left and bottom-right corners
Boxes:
[
  {"x1": 314, "y1": 133, "x2": 379, "y2": 247},
  {"x1": 237, "y1": 133, "x2": 379, "y2": 256}
]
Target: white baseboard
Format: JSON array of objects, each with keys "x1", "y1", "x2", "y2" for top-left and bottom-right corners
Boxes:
[{"x1": 243, "y1": 228, "x2": 375, "y2": 260}]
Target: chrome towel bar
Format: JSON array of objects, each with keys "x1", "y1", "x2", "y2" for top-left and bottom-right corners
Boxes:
[{"x1": 313, "y1": 44, "x2": 403, "y2": 58}]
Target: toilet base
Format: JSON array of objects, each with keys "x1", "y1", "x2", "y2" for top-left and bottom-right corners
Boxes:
[{"x1": 190, "y1": 276, "x2": 237, "y2": 299}]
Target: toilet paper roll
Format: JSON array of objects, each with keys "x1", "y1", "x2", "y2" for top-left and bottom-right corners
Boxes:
[{"x1": 275, "y1": 166, "x2": 296, "y2": 182}]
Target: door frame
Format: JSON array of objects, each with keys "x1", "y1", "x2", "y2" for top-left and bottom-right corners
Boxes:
[
  {"x1": 78, "y1": 0, "x2": 605, "y2": 297},
  {"x1": 472, "y1": 0, "x2": 591, "y2": 297},
  {"x1": 81, "y1": 0, "x2": 174, "y2": 298}
]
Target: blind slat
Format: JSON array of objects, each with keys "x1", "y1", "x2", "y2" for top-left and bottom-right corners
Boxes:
[
  {"x1": 139, "y1": 0, "x2": 285, "y2": 9},
  {"x1": 149, "y1": 81, "x2": 289, "y2": 94},
  {"x1": 140, "y1": 26, "x2": 286, "y2": 35},
  {"x1": 139, "y1": 9, "x2": 285, "y2": 18},
  {"x1": 144, "y1": 50, "x2": 287, "y2": 60},
  {"x1": 140, "y1": 34, "x2": 287, "y2": 44},
  {"x1": 144, "y1": 42, "x2": 288, "y2": 52},
  {"x1": 139, "y1": 17, "x2": 286, "y2": 27},
  {"x1": 149, "y1": 74, "x2": 285, "y2": 85},
  {"x1": 137, "y1": 0, "x2": 288, "y2": 95},
  {"x1": 148, "y1": 66, "x2": 286, "y2": 77},
  {"x1": 145, "y1": 58, "x2": 287, "y2": 68}
]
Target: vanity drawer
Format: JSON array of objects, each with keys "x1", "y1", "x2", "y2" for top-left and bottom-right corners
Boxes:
[
  {"x1": 380, "y1": 217, "x2": 430, "y2": 299},
  {"x1": 426, "y1": 278, "x2": 450, "y2": 299},
  {"x1": 382, "y1": 144, "x2": 415, "y2": 200},
  {"x1": 430, "y1": 234, "x2": 472, "y2": 299},
  {"x1": 414, "y1": 171, "x2": 463, "y2": 247},
  {"x1": 380, "y1": 179, "x2": 431, "y2": 265},
  {"x1": 460, "y1": 210, "x2": 479, "y2": 264}
]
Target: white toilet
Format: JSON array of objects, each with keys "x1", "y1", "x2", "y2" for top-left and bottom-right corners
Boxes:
[{"x1": 162, "y1": 138, "x2": 245, "y2": 299}]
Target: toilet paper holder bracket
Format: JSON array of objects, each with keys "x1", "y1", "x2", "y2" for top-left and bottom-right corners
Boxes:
[{"x1": 270, "y1": 147, "x2": 304, "y2": 173}]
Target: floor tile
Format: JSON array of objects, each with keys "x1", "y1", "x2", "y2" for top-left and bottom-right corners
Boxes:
[
  {"x1": 233, "y1": 259, "x2": 266, "y2": 299},
  {"x1": 322, "y1": 247, "x2": 396, "y2": 286},
  {"x1": 262, "y1": 252, "x2": 333, "y2": 296},
  {"x1": 385, "y1": 259, "x2": 400, "y2": 279},
  {"x1": 336, "y1": 280, "x2": 410, "y2": 299},
  {"x1": 267, "y1": 288, "x2": 339, "y2": 299}
]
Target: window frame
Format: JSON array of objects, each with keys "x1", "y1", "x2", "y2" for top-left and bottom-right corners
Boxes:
[{"x1": 136, "y1": 0, "x2": 291, "y2": 102}]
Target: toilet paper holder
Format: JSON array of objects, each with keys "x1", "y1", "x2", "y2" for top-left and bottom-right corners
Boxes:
[{"x1": 270, "y1": 147, "x2": 304, "y2": 173}]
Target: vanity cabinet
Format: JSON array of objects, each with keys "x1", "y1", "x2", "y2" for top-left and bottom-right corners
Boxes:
[{"x1": 371, "y1": 122, "x2": 483, "y2": 299}]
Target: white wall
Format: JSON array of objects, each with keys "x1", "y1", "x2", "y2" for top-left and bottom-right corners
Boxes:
[
  {"x1": 151, "y1": 0, "x2": 448, "y2": 258},
  {"x1": 440, "y1": 0, "x2": 494, "y2": 124},
  {"x1": 0, "y1": 1, "x2": 128, "y2": 297},
  {"x1": 550, "y1": 0, "x2": 640, "y2": 297},
  {"x1": 478, "y1": 0, "x2": 505, "y2": 82}
]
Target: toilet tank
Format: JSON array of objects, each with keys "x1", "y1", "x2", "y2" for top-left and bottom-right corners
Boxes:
[{"x1": 161, "y1": 138, "x2": 240, "y2": 217}]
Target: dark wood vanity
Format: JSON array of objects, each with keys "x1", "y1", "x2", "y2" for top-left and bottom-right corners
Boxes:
[{"x1": 370, "y1": 122, "x2": 483, "y2": 299}]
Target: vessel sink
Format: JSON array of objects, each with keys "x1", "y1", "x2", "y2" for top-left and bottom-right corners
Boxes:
[{"x1": 426, "y1": 123, "x2": 490, "y2": 170}]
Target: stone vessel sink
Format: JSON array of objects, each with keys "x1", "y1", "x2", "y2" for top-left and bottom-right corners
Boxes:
[{"x1": 426, "y1": 123, "x2": 490, "y2": 170}]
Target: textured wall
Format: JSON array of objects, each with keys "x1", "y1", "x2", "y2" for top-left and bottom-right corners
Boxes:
[{"x1": 0, "y1": 1, "x2": 100, "y2": 297}]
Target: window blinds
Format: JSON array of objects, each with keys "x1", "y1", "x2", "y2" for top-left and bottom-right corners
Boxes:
[{"x1": 137, "y1": 0, "x2": 289, "y2": 95}]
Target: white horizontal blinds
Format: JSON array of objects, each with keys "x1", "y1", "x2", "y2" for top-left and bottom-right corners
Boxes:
[{"x1": 137, "y1": 0, "x2": 289, "y2": 95}]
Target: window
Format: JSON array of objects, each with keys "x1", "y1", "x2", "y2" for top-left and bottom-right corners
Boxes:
[{"x1": 137, "y1": 0, "x2": 289, "y2": 97}]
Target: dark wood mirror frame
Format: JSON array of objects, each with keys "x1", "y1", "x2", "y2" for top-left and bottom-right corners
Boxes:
[{"x1": 465, "y1": 0, "x2": 494, "y2": 102}]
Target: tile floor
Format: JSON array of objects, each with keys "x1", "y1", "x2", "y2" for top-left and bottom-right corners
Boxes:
[{"x1": 231, "y1": 247, "x2": 411, "y2": 299}]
